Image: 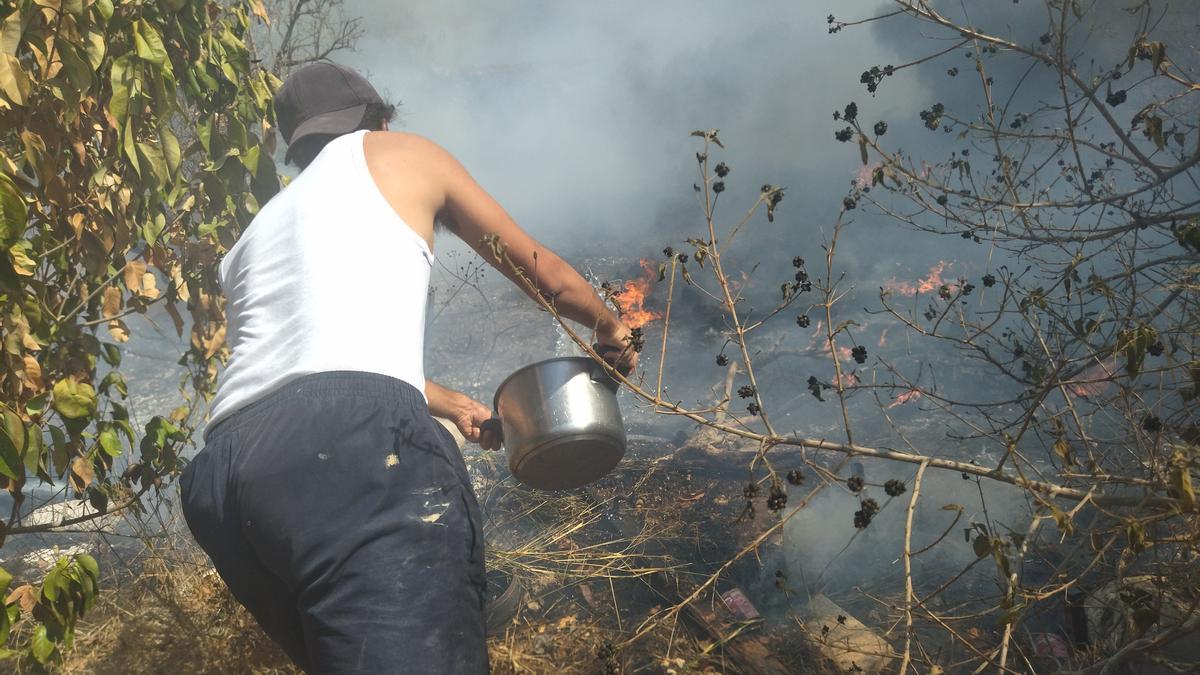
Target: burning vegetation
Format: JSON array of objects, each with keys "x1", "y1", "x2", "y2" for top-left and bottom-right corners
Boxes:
[{"x1": 609, "y1": 259, "x2": 663, "y2": 329}]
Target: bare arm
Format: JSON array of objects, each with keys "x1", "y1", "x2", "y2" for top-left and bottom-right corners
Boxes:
[{"x1": 414, "y1": 137, "x2": 636, "y2": 369}]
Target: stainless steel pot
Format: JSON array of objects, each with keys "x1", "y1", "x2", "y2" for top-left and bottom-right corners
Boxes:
[{"x1": 492, "y1": 357, "x2": 626, "y2": 490}]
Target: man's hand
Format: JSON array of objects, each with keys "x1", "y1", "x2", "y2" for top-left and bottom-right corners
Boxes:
[
  {"x1": 426, "y1": 380, "x2": 502, "y2": 450},
  {"x1": 595, "y1": 322, "x2": 639, "y2": 375},
  {"x1": 448, "y1": 398, "x2": 502, "y2": 451}
]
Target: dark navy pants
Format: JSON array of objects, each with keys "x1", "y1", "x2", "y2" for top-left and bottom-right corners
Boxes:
[{"x1": 180, "y1": 371, "x2": 487, "y2": 673}]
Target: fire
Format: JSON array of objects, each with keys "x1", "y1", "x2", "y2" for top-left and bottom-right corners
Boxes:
[
  {"x1": 612, "y1": 259, "x2": 663, "y2": 329},
  {"x1": 1069, "y1": 358, "x2": 1117, "y2": 399},
  {"x1": 887, "y1": 388, "x2": 923, "y2": 409},
  {"x1": 883, "y1": 261, "x2": 954, "y2": 297}
]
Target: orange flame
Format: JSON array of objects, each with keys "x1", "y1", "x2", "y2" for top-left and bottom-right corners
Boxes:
[
  {"x1": 613, "y1": 259, "x2": 663, "y2": 329},
  {"x1": 883, "y1": 261, "x2": 954, "y2": 297},
  {"x1": 887, "y1": 388, "x2": 924, "y2": 409},
  {"x1": 1069, "y1": 358, "x2": 1117, "y2": 399}
]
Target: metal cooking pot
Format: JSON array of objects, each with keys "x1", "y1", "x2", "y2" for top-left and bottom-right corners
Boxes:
[{"x1": 492, "y1": 357, "x2": 626, "y2": 490}]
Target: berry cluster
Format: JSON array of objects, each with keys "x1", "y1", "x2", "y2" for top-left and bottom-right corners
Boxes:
[
  {"x1": 873, "y1": 120, "x2": 888, "y2": 136},
  {"x1": 854, "y1": 498, "x2": 880, "y2": 529},
  {"x1": 716, "y1": 353, "x2": 730, "y2": 367},
  {"x1": 1142, "y1": 415, "x2": 1162, "y2": 434},
  {"x1": 982, "y1": 273, "x2": 997, "y2": 288},
  {"x1": 859, "y1": 64, "x2": 894, "y2": 93},
  {"x1": 715, "y1": 161, "x2": 731, "y2": 178},
  {"x1": 920, "y1": 103, "x2": 946, "y2": 131},
  {"x1": 786, "y1": 469, "x2": 805, "y2": 486},
  {"x1": 627, "y1": 327, "x2": 644, "y2": 353},
  {"x1": 846, "y1": 475, "x2": 864, "y2": 493},
  {"x1": 807, "y1": 375, "x2": 827, "y2": 402},
  {"x1": 884, "y1": 479, "x2": 907, "y2": 497},
  {"x1": 851, "y1": 345, "x2": 868, "y2": 364},
  {"x1": 796, "y1": 314, "x2": 810, "y2": 328},
  {"x1": 747, "y1": 402, "x2": 761, "y2": 416},
  {"x1": 737, "y1": 384, "x2": 756, "y2": 399},
  {"x1": 767, "y1": 483, "x2": 788, "y2": 512}
]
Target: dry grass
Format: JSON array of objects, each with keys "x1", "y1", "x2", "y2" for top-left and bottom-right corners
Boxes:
[{"x1": 22, "y1": 446, "x2": 839, "y2": 674}]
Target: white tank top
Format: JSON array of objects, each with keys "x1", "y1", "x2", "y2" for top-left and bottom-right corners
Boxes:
[{"x1": 206, "y1": 130, "x2": 433, "y2": 434}]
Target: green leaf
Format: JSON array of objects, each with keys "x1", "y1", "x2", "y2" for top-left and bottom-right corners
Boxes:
[
  {"x1": 160, "y1": 127, "x2": 181, "y2": 178},
  {"x1": 143, "y1": 212, "x2": 165, "y2": 245},
  {"x1": 30, "y1": 624, "x2": 54, "y2": 664},
  {"x1": 137, "y1": 141, "x2": 169, "y2": 185},
  {"x1": 123, "y1": 117, "x2": 140, "y2": 176},
  {"x1": 0, "y1": 421, "x2": 20, "y2": 480},
  {"x1": 75, "y1": 553, "x2": 99, "y2": 582},
  {"x1": 52, "y1": 379, "x2": 97, "y2": 420},
  {"x1": 0, "y1": 172, "x2": 27, "y2": 248},
  {"x1": 0, "y1": 566, "x2": 11, "y2": 596},
  {"x1": 49, "y1": 425, "x2": 69, "y2": 477},
  {"x1": 100, "y1": 342, "x2": 121, "y2": 367},
  {"x1": 238, "y1": 144, "x2": 260, "y2": 174},
  {"x1": 22, "y1": 423, "x2": 43, "y2": 474},
  {"x1": 133, "y1": 19, "x2": 168, "y2": 65},
  {"x1": 84, "y1": 30, "x2": 106, "y2": 71},
  {"x1": 98, "y1": 427, "x2": 121, "y2": 457},
  {"x1": 108, "y1": 54, "x2": 137, "y2": 124},
  {"x1": 94, "y1": 0, "x2": 114, "y2": 21}
]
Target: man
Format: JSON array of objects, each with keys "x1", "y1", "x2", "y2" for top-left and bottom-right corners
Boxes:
[{"x1": 180, "y1": 62, "x2": 635, "y2": 673}]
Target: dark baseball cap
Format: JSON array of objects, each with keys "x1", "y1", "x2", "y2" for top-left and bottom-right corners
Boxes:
[{"x1": 273, "y1": 62, "x2": 384, "y2": 162}]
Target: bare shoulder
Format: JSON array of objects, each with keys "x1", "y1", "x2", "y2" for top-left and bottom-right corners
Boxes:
[{"x1": 365, "y1": 131, "x2": 460, "y2": 169}]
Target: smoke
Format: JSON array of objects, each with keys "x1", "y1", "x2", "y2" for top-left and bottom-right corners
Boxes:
[{"x1": 338, "y1": 0, "x2": 935, "y2": 251}]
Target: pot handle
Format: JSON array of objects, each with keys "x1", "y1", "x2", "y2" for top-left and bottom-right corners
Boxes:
[
  {"x1": 590, "y1": 344, "x2": 623, "y2": 392},
  {"x1": 480, "y1": 418, "x2": 504, "y2": 447}
]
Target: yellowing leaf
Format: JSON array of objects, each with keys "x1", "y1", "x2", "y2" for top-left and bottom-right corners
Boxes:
[
  {"x1": 0, "y1": 53, "x2": 31, "y2": 106},
  {"x1": 70, "y1": 454, "x2": 95, "y2": 491},
  {"x1": 6, "y1": 584, "x2": 37, "y2": 613},
  {"x1": 108, "y1": 318, "x2": 130, "y2": 343},
  {"x1": 139, "y1": 271, "x2": 159, "y2": 299},
  {"x1": 52, "y1": 378, "x2": 97, "y2": 419},
  {"x1": 250, "y1": 0, "x2": 270, "y2": 24},
  {"x1": 22, "y1": 354, "x2": 42, "y2": 390},
  {"x1": 8, "y1": 241, "x2": 35, "y2": 275},
  {"x1": 123, "y1": 258, "x2": 146, "y2": 293},
  {"x1": 101, "y1": 285, "x2": 122, "y2": 318},
  {"x1": 0, "y1": 172, "x2": 26, "y2": 247}
]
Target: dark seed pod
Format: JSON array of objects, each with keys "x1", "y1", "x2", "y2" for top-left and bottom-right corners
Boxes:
[
  {"x1": 786, "y1": 469, "x2": 805, "y2": 486},
  {"x1": 884, "y1": 479, "x2": 906, "y2": 497},
  {"x1": 767, "y1": 483, "x2": 787, "y2": 511},
  {"x1": 847, "y1": 475, "x2": 864, "y2": 493}
]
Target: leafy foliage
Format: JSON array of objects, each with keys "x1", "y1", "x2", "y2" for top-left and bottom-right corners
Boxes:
[{"x1": 0, "y1": 0, "x2": 279, "y2": 661}]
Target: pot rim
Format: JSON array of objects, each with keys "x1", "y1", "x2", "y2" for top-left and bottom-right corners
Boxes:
[{"x1": 492, "y1": 356, "x2": 602, "y2": 410}]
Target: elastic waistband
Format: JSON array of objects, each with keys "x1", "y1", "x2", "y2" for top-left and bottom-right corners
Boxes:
[{"x1": 204, "y1": 371, "x2": 426, "y2": 442}]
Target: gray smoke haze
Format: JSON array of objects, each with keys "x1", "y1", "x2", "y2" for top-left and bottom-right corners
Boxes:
[{"x1": 335, "y1": 0, "x2": 931, "y2": 255}]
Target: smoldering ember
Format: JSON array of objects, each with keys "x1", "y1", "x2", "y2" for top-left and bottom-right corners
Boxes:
[{"x1": 0, "y1": 1, "x2": 1197, "y2": 674}]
